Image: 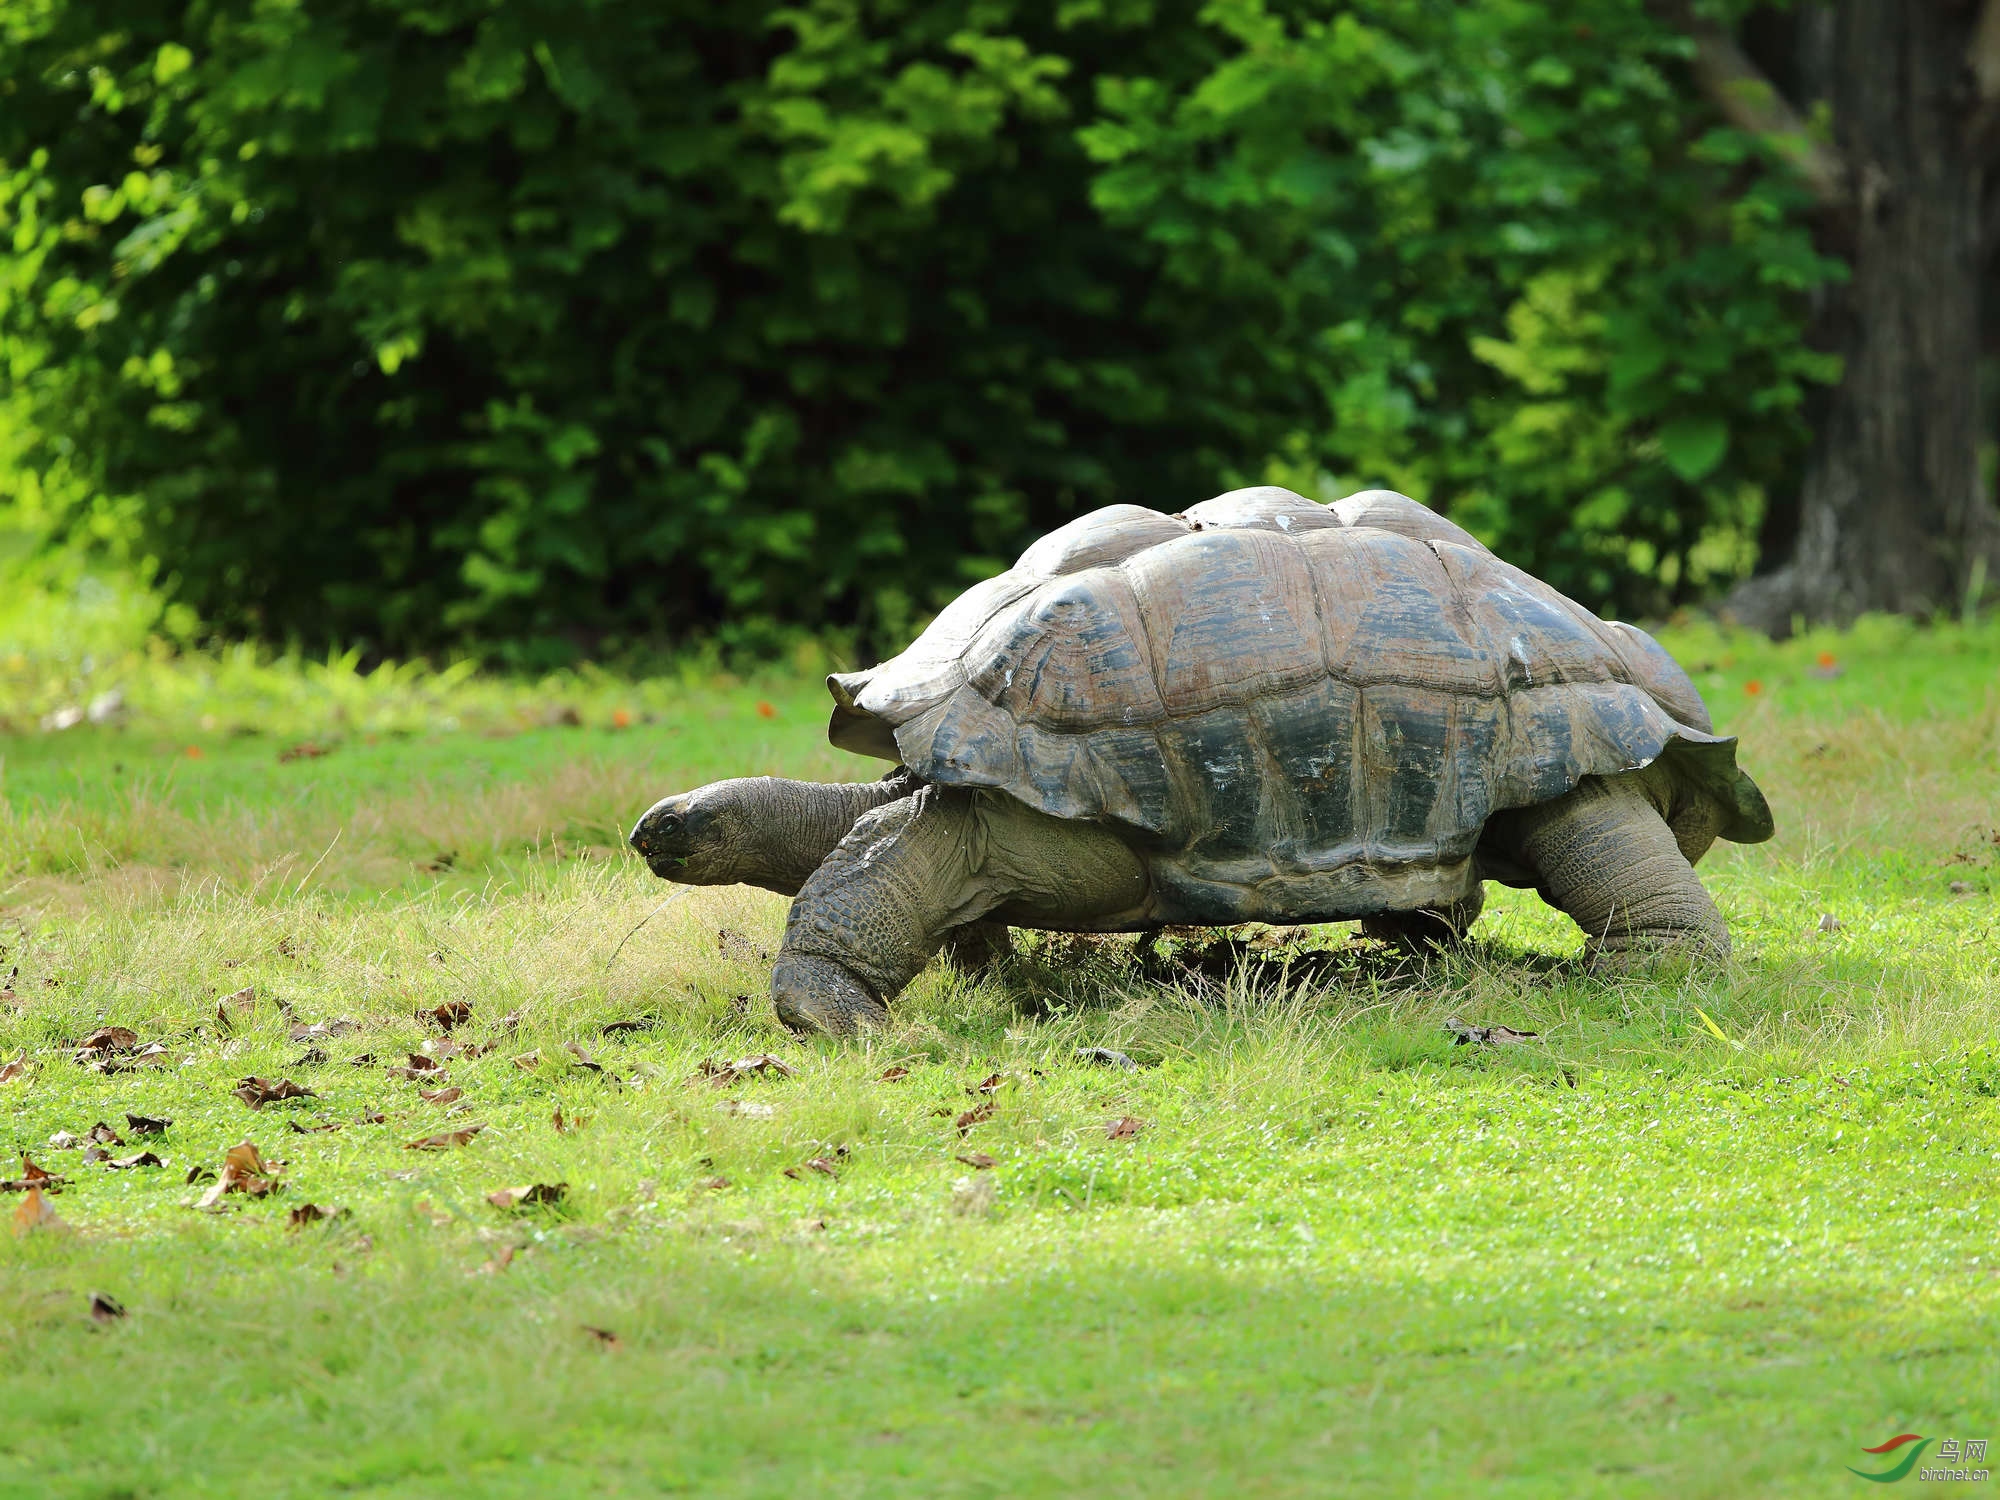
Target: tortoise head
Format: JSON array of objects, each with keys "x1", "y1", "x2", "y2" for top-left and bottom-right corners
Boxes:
[{"x1": 629, "y1": 778, "x2": 769, "y2": 885}]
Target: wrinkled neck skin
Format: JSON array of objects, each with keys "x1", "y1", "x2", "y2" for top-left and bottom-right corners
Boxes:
[{"x1": 732, "y1": 775, "x2": 915, "y2": 896}]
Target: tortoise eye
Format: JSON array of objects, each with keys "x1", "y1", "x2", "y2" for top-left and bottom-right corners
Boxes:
[{"x1": 658, "y1": 812, "x2": 684, "y2": 835}]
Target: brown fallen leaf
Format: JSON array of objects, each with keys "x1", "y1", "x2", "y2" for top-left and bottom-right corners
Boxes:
[
  {"x1": 477, "y1": 1244, "x2": 516, "y2": 1274},
  {"x1": 86, "y1": 1121, "x2": 124, "y2": 1146},
  {"x1": 954, "y1": 1101, "x2": 995, "y2": 1135},
  {"x1": 82, "y1": 1146, "x2": 108, "y2": 1166},
  {"x1": 564, "y1": 1042, "x2": 604, "y2": 1073},
  {"x1": 700, "y1": 1175, "x2": 730, "y2": 1191},
  {"x1": 231, "y1": 1077, "x2": 316, "y2": 1109},
  {"x1": 552, "y1": 1107, "x2": 587, "y2": 1134},
  {"x1": 89, "y1": 1292, "x2": 126, "y2": 1322},
  {"x1": 418, "y1": 1086, "x2": 464, "y2": 1107},
  {"x1": 951, "y1": 1173, "x2": 998, "y2": 1217},
  {"x1": 1106, "y1": 1115, "x2": 1145, "y2": 1140},
  {"x1": 487, "y1": 1182, "x2": 567, "y2": 1210},
  {"x1": 1443, "y1": 1017, "x2": 1539, "y2": 1047},
  {"x1": 286, "y1": 1203, "x2": 343, "y2": 1229},
  {"x1": 795, "y1": 1216, "x2": 828, "y2": 1233},
  {"x1": 216, "y1": 986, "x2": 256, "y2": 1029},
  {"x1": 691, "y1": 1053, "x2": 799, "y2": 1089},
  {"x1": 782, "y1": 1156, "x2": 841, "y2": 1180},
  {"x1": 13, "y1": 1184, "x2": 64, "y2": 1235},
  {"x1": 582, "y1": 1325, "x2": 622, "y2": 1349},
  {"x1": 878, "y1": 1065, "x2": 910, "y2": 1083},
  {"x1": 404, "y1": 1125, "x2": 485, "y2": 1151},
  {"x1": 716, "y1": 928, "x2": 770, "y2": 963},
  {"x1": 955, "y1": 1151, "x2": 998, "y2": 1170},
  {"x1": 47, "y1": 1131, "x2": 82, "y2": 1151},
  {"x1": 277, "y1": 741, "x2": 330, "y2": 763},
  {"x1": 405, "y1": 1051, "x2": 446, "y2": 1073},
  {"x1": 512, "y1": 1050, "x2": 541, "y2": 1071},
  {"x1": 290, "y1": 1047, "x2": 330, "y2": 1069},
  {"x1": 288, "y1": 1118, "x2": 343, "y2": 1134},
  {"x1": 106, "y1": 1152, "x2": 163, "y2": 1170},
  {"x1": 970, "y1": 1072, "x2": 1006, "y2": 1095},
  {"x1": 599, "y1": 1017, "x2": 659, "y2": 1038},
  {"x1": 0, "y1": 1052, "x2": 27, "y2": 1084},
  {"x1": 426, "y1": 1000, "x2": 472, "y2": 1031},
  {"x1": 124, "y1": 1114, "x2": 171, "y2": 1136},
  {"x1": 195, "y1": 1140, "x2": 283, "y2": 1209},
  {"x1": 75, "y1": 1025, "x2": 139, "y2": 1057},
  {"x1": 185, "y1": 1164, "x2": 217, "y2": 1185},
  {"x1": 356, "y1": 1110, "x2": 387, "y2": 1125}
]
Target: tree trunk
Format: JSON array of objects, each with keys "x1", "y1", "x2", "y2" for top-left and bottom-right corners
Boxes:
[{"x1": 1730, "y1": 0, "x2": 2000, "y2": 633}]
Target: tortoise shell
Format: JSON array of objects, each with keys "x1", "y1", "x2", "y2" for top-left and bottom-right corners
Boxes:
[{"x1": 827, "y1": 487, "x2": 1772, "y2": 923}]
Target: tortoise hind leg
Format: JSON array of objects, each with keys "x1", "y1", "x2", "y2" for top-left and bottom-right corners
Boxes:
[
  {"x1": 1360, "y1": 886, "x2": 1485, "y2": 953},
  {"x1": 1492, "y1": 773, "x2": 1728, "y2": 967}
]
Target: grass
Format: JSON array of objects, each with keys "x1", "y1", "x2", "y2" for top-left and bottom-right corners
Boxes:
[{"x1": 0, "y1": 612, "x2": 1996, "y2": 1497}]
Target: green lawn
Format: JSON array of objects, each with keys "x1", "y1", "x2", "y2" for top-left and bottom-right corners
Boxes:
[{"x1": 1, "y1": 616, "x2": 1996, "y2": 1498}]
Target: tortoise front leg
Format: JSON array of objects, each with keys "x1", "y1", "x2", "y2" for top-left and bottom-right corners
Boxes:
[
  {"x1": 771, "y1": 786, "x2": 1148, "y2": 1035},
  {"x1": 1492, "y1": 773, "x2": 1729, "y2": 966}
]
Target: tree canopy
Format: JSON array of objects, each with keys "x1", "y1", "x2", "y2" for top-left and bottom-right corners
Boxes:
[{"x1": 0, "y1": 0, "x2": 1838, "y2": 661}]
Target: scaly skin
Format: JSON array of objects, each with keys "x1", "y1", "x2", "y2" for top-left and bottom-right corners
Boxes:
[
  {"x1": 629, "y1": 772, "x2": 917, "y2": 895},
  {"x1": 773, "y1": 785, "x2": 1149, "y2": 1035},
  {"x1": 1486, "y1": 770, "x2": 1729, "y2": 967}
]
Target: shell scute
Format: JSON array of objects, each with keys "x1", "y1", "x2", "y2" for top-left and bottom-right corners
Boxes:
[{"x1": 1126, "y1": 530, "x2": 1325, "y2": 716}]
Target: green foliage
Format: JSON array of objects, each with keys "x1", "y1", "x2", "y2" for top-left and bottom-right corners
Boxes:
[{"x1": 0, "y1": 0, "x2": 1837, "y2": 657}]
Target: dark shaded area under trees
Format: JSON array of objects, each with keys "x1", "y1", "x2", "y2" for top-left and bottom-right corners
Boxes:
[{"x1": 0, "y1": 0, "x2": 1988, "y2": 662}]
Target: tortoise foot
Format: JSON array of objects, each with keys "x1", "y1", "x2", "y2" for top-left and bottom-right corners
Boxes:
[{"x1": 771, "y1": 954, "x2": 890, "y2": 1036}]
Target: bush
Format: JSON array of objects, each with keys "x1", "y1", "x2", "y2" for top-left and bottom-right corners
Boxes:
[{"x1": 0, "y1": 0, "x2": 1836, "y2": 661}]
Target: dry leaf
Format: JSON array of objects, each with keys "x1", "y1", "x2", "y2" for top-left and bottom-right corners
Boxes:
[
  {"x1": 404, "y1": 1125, "x2": 485, "y2": 1151},
  {"x1": 216, "y1": 987, "x2": 256, "y2": 1029},
  {"x1": 477, "y1": 1245, "x2": 515, "y2": 1275},
  {"x1": 582, "y1": 1326, "x2": 622, "y2": 1349},
  {"x1": 86, "y1": 1122, "x2": 124, "y2": 1146},
  {"x1": 1443, "y1": 1017, "x2": 1539, "y2": 1047},
  {"x1": 13, "y1": 1185, "x2": 64, "y2": 1235},
  {"x1": 782, "y1": 1156, "x2": 841, "y2": 1180},
  {"x1": 954, "y1": 1102, "x2": 995, "y2": 1135},
  {"x1": 691, "y1": 1053, "x2": 798, "y2": 1089},
  {"x1": 185, "y1": 1164, "x2": 216, "y2": 1185},
  {"x1": 487, "y1": 1182, "x2": 567, "y2": 1210},
  {"x1": 1106, "y1": 1115, "x2": 1145, "y2": 1140},
  {"x1": 231, "y1": 1076, "x2": 316, "y2": 1109},
  {"x1": 106, "y1": 1152, "x2": 163, "y2": 1170},
  {"x1": 418, "y1": 1086, "x2": 464, "y2": 1106},
  {"x1": 564, "y1": 1042, "x2": 604, "y2": 1073},
  {"x1": 277, "y1": 741, "x2": 330, "y2": 762},
  {"x1": 552, "y1": 1107, "x2": 587, "y2": 1134},
  {"x1": 701, "y1": 1176, "x2": 730, "y2": 1191},
  {"x1": 405, "y1": 1052, "x2": 445, "y2": 1073},
  {"x1": 288, "y1": 1118, "x2": 342, "y2": 1134},
  {"x1": 599, "y1": 1017, "x2": 659, "y2": 1038},
  {"x1": 47, "y1": 1131, "x2": 81, "y2": 1151},
  {"x1": 0, "y1": 1052, "x2": 26, "y2": 1084},
  {"x1": 192, "y1": 1138, "x2": 283, "y2": 1208},
  {"x1": 1075, "y1": 1046, "x2": 1139, "y2": 1070},
  {"x1": 716, "y1": 928, "x2": 769, "y2": 963},
  {"x1": 125, "y1": 1114, "x2": 171, "y2": 1136},
  {"x1": 1951, "y1": 880, "x2": 1976, "y2": 896},
  {"x1": 970, "y1": 1072, "x2": 1006, "y2": 1095},
  {"x1": 356, "y1": 1110, "x2": 387, "y2": 1125},
  {"x1": 1815, "y1": 912, "x2": 1841, "y2": 934},
  {"x1": 286, "y1": 1203, "x2": 342, "y2": 1229},
  {"x1": 512, "y1": 1050, "x2": 541, "y2": 1071},
  {"x1": 877, "y1": 1065, "x2": 910, "y2": 1083},
  {"x1": 955, "y1": 1151, "x2": 997, "y2": 1170},
  {"x1": 75, "y1": 1026, "x2": 139, "y2": 1057},
  {"x1": 719, "y1": 1100, "x2": 774, "y2": 1119},
  {"x1": 426, "y1": 1000, "x2": 472, "y2": 1031},
  {"x1": 82, "y1": 1146, "x2": 107, "y2": 1166},
  {"x1": 89, "y1": 1292, "x2": 126, "y2": 1322}
]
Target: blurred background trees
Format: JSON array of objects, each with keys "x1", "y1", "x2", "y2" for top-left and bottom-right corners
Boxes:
[{"x1": 1, "y1": 0, "x2": 1988, "y2": 664}]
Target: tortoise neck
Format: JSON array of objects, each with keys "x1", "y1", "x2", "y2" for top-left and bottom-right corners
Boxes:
[{"x1": 743, "y1": 775, "x2": 915, "y2": 896}]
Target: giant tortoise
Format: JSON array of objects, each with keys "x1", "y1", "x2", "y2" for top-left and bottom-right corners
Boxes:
[{"x1": 630, "y1": 487, "x2": 1772, "y2": 1034}]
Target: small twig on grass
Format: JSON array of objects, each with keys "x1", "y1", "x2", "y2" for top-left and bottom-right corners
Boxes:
[{"x1": 605, "y1": 887, "x2": 694, "y2": 971}]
